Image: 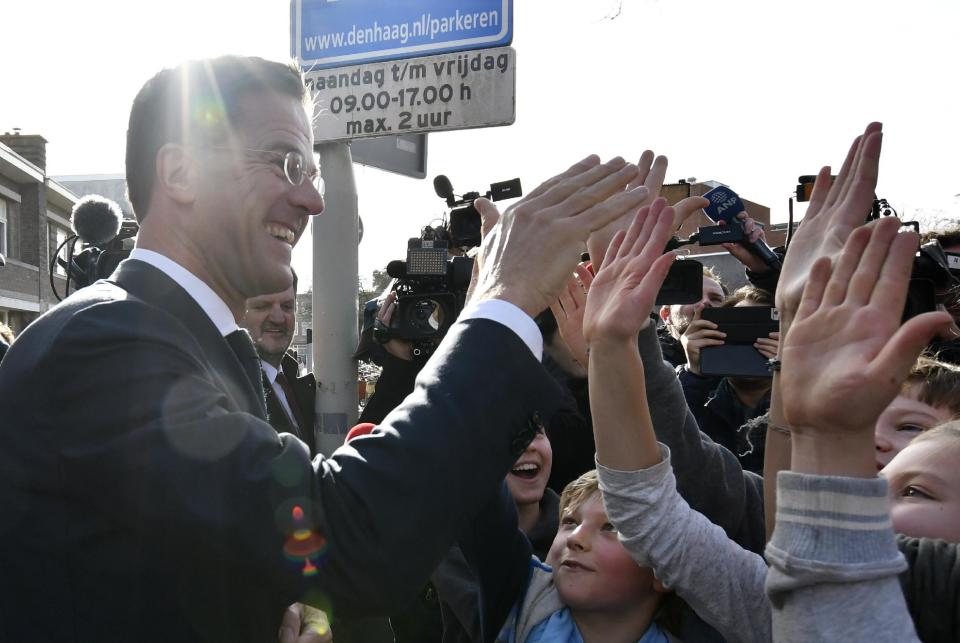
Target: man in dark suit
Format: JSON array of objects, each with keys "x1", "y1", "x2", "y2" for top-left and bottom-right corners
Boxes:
[
  {"x1": 241, "y1": 269, "x2": 317, "y2": 454},
  {"x1": 0, "y1": 54, "x2": 652, "y2": 642}
]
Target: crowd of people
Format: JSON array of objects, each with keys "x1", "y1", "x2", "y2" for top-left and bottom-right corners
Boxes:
[{"x1": 1, "y1": 54, "x2": 959, "y2": 643}]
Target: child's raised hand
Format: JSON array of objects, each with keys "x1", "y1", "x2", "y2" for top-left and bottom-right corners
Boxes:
[
  {"x1": 782, "y1": 217, "x2": 953, "y2": 445},
  {"x1": 776, "y1": 123, "x2": 883, "y2": 328},
  {"x1": 583, "y1": 198, "x2": 677, "y2": 345}
]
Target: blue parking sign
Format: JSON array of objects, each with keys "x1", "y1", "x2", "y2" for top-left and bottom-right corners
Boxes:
[{"x1": 291, "y1": 0, "x2": 513, "y2": 69}]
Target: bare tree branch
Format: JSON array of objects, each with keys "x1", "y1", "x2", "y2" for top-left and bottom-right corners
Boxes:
[{"x1": 603, "y1": 0, "x2": 624, "y2": 21}]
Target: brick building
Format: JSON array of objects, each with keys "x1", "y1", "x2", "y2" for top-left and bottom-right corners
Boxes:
[{"x1": 0, "y1": 132, "x2": 79, "y2": 334}]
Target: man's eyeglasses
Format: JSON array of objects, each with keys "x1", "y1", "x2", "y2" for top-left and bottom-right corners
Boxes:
[{"x1": 208, "y1": 147, "x2": 325, "y2": 195}]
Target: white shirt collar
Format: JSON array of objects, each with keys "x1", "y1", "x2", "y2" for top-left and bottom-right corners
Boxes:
[
  {"x1": 129, "y1": 248, "x2": 239, "y2": 337},
  {"x1": 260, "y1": 360, "x2": 278, "y2": 385}
]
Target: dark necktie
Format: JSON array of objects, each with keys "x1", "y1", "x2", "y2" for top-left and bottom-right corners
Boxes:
[
  {"x1": 275, "y1": 370, "x2": 308, "y2": 431},
  {"x1": 225, "y1": 329, "x2": 267, "y2": 419}
]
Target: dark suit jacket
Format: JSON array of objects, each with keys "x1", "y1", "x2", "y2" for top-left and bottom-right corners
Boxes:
[
  {"x1": 262, "y1": 352, "x2": 317, "y2": 454},
  {"x1": 0, "y1": 259, "x2": 565, "y2": 643}
]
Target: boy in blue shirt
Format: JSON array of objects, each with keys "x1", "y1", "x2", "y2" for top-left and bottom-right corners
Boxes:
[{"x1": 495, "y1": 469, "x2": 672, "y2": 642}]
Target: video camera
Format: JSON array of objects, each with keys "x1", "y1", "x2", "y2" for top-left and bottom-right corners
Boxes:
[
  {"x1": 373, "y1": 175, "x2": 522, "y2": 360},
  {"x1": 51, "y1": 195, "x2": 138, "y2": 301},
  {"x1": 864, "y1": 199, "x2": 960, "y2": 320},
  {"x1": 378, "y1": 227, "x2": 474, "y2": 359},
  {"x1": 906, "y1": 240, "x2": 958, "y2": 319},
  {"x1": 65, "y1": 221, "x2": 138, "y2": 286},
  {"x1": 794, "y1": 178, "x2": 960, "y2": 319},
  {"x1": 433, "y1": 174, "x2": 522, "y2": 247}
]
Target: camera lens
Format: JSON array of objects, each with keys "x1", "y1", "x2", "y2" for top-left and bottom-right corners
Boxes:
[{"x1": 408, "y1": 299, "x2": 444, "y2": 334}]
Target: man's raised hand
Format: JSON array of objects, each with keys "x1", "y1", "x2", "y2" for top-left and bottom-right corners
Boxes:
[
  {"x1": 583, "y1": 198, "x2": 678, "y2": 345},
  {"x1": 470, "y1": 155, "x2": 650, "y2": 317},
  {"x1": 585, "y1": 151, "x2": 667, "y2": 271}
]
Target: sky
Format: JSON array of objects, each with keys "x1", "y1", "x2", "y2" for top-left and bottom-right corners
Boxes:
[{"x1": 2, "y1": 0, "x2": 959, "y2": 291}]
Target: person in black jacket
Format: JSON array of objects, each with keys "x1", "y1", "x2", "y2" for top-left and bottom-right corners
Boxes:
[
  {"x1": 241, "y1": 269, "x2": 317, "y2": 454},
  {"x1": 357, "y1": 291, "x2": 423, "y2": 426},
  {"x1": 535, "y1": 306, "x2": 595, "y2": 494},
  {"x1": 676, "y1": 285, "x2": 778, "y2": 473},
  {"x1": 657, "y1": 265, "x2": 726, "y2": 368}
]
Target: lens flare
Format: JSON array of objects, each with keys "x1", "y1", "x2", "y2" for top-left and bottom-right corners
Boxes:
[{"x1": 283, "y1": 505, "x2": 328, "y2": 575}]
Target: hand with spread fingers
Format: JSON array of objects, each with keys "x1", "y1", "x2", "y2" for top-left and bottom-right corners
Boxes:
[
  {"x1": 583, "y1": 198, "x2": 679, "y2": 345},
  {"x1": 550, "y1": 262, "x2": 593, "y2": 368},
  {"x1": 764, "y1": 122, "x2": 889, "y2": 530},
  {"x1": 583, "y1": 197, "x2": 679, "y2": 472},
  {"x1": 680, "y1": 304, "x2": 727, "y2": 375},
  {"x1": 470, "y1": 155, "x2": 652, "y2": 318},
  {"x1": 782, "y1": 218, "x2": 953, "y2": 476}
]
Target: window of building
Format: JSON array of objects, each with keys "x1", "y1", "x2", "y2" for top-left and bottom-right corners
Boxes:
[
  {"x1": 54, "y1": 227, "x2": 68, "y2": 277},
  {"x1": 0, "y1": 200, "x2": 7, "y2": 257}
]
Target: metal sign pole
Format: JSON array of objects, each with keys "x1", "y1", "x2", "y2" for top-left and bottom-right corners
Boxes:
[{"x1": 312, "y1": 141, "x2": 359, "y2": 456}]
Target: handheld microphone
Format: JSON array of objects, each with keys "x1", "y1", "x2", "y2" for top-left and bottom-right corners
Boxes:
[
  {"x1": 71, "y1": 195, "x2": 123, "y2": 246},
  {"x1": 702, "y1": 186, "x2": 781, "y2": 271}
]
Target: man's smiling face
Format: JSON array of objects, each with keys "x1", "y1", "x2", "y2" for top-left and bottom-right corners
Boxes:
[
  {"x1": 242, "y1": 286, "x2": 297, "y2": 366},
  {"x1": 191, "y1": 90, "x2": 323, "y2": 305}
]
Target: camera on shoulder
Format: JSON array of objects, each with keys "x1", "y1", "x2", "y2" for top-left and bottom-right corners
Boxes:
[{"x1": 372, "y1": 174, "x2": 522, "y2": 360}]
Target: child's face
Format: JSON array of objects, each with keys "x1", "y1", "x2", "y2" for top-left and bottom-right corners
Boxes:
[
  {"x1": 546, "y1": 493, "x2": 655, "y2": 612},
  {"x1": 506, "y1": 430, "x2": 552, "y2": 508},
  {"x1": 875, "y1": 388, "x2": 953, "y2": 470},
  {"x1": 884, "y1": 437, "x2": 960, "y2": 542}
]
